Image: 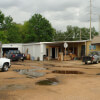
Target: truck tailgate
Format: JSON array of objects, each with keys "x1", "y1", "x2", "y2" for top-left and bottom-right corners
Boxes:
[{"x1": 82, "y1": 56, "x2": 92, "y2": 62}]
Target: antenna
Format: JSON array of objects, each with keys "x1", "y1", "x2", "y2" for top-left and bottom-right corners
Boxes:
[{"x1": 90, "y1": 0, "x2": 92, "y2": 40}]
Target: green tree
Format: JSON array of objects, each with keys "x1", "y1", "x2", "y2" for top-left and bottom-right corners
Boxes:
[
  {"x1": 3, "y1": 16, "x2": 21, "y2": 43},
  {"x1": 7, "y1": 23, "x2": 22, "y2": 43},
  {"x1": 25, "y1": 14, "x2": 55, "y2": 42},
  {"x1": 54, "y1": 25, "x2": 99, "y2": 41},
  {"x1": 54, "y1": 30, "x2": 65, "y2": 41},
  {"x1": 0, "y1": 10, "x2": 4, "y2": 30},
  {"x1": 0, "y1": 31, "x2": 8, "y2": 43}
]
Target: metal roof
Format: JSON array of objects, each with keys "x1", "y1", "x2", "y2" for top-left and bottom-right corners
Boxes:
[
  {"x1": 92, "y1": 36, "x2": 100, "y2": 44},
  {"x1": 2, "y1": 40, "x2": 91, "y2": 46}
]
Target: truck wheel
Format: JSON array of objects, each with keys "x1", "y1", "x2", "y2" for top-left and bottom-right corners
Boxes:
[
  {"x1": 85, "y1": 62, "x2": 87, "y2": 64},
  {"x1": 22, "y1": 59, "x2": 24, "y2": 61},
  {"x1": 96, "y1": 60, "x2": 99, "y2": 64},
  {"x1": 2, "y1": 63, "x2": 9, "y2": 72}
]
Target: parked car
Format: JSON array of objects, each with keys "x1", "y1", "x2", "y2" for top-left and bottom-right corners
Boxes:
[
  {"x1": 6, "y1": 50, "x2": 25, "y2": 61},
  {"x1": 82, "y1": 51, "x2": 100, "y2": 64},
  {"x1": 0, "y1": 58, "x2": 11, "y2": 72}
]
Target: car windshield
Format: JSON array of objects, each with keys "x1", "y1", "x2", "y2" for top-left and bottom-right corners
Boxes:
[{"x1": 9, "y1": 50, "x2": 20, "y2": 54}]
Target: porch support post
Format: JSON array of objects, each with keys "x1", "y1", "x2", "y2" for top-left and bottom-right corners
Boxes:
[
  {"x1": 85, "y1": 41, "x2": 86, "y2": 56},
  {"x1": 73, "y1": 43, "x2": 74, "y2": 54}
]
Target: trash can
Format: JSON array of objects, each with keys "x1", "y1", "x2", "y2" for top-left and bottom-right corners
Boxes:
[
  {"x1": 31, "y1": 56, "x2": 34, "y2": 61},
  {"x1": 27, "y1": 54, "x2": 30, "y2": 60}
]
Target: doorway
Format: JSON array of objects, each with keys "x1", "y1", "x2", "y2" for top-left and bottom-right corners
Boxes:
[
  {"x1": 81, "y1": 45, "x2": 85, "y2": 56},
  {"x1": 52, "y1": 48, "x2": 55, "y2": 58}
]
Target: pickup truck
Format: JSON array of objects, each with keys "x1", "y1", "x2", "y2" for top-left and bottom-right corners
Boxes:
[
  {"x1": 6, "y1": 50, "x2": 25, "y2": 61},
  {"x1": 82, "y1": 51, "x2": 100, "y2": 64},
  {"x1": 0, "y1": 58, "x2": 11, "y2": 72}
]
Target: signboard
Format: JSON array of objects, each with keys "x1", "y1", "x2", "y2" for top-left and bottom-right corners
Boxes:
[
  {"x1": 64, "y1": 42, "x2": 68, "y2": 48},
  {"x1": 89, "y1": 45, "x2": 96, "y2": 50}
]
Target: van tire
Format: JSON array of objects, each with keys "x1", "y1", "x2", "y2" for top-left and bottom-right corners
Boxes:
[
  {"x1": 96, "y1": 60, "x2": 99, "y2": 64},
  {"x1": 22, "y1": 59, "x2": 24, "y2": 61}
]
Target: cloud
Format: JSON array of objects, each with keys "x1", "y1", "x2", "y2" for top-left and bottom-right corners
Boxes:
[
  {"x1": 0, "y1": 0, "x2": 20, "y2": 8},
  {"x1": 0, "y1": 0, "x2": 100, "y2": 31}
]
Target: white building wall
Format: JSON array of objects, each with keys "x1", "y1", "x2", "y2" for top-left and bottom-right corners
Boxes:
[
  {"x1": 23, "y1": 44, "x2": 42, "y2": 60},
  {"x1": 23, "y1": 45, "x2": 34, "y2": 57},
  {"x1": 33, "y1": 44, "x2": 40, "y2": 60},
  {"x1": 40, "y1": 43, "x2": 46, "y2": 61},
  {"x1": 2, "y1": 44, "x2": 23, "y2": 53},
  {"x1": 2, "y1": 43, "x2": 47, "y2": 61}
]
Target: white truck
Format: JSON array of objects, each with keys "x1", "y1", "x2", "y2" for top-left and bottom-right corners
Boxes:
[
  {"x1": 0, "y1": 42, "x2": 11, "y2": 72},
  {"x1": 0, "y1": 58, "x2": 11, "y2": 72}
]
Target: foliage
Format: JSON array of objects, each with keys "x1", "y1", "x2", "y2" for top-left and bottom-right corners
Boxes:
[
  {"x1": 54, "y1": 31, "x2": 65, "y2": 41},
  {"x1": 0, "y1": 10, "x2": 4, "y2": 29},
  {"x1": 54, "y1": 25, "x2": 99, "y2": 41},
  {"x1": 24, "y1": 14, "x2": 55, "y2": 42},
  {"x1": 0, "y1": 31, "x2": 8, "y2": 43},
  {"x1": 0, "y1": 10, "x2": 99, "y2": 43}
]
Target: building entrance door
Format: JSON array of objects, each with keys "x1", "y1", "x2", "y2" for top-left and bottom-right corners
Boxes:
[
  {"x1": 81, "y1": 45, "x2": 85, "y2": 56},
  {"x1": 52, "y1": 48, "x2": 55, "y2": 58}
]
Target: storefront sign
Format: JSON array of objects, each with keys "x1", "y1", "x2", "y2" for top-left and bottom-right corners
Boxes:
[
  {"x1": 89, "y1": 45, "x2": 96, "y2": 50},
  {"x1": 64, "y1": 42, "x2": 68, "y2": 48}
]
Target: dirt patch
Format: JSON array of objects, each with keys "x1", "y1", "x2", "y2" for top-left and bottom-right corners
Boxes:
[
  {"x1": 52, "y1": 70, "x2": 84, "y2": 74},
  {"x1": 0, "y1": 92, "x2": 19, "y2": 100},
  {"x1": 44, "y1": 64, "x2": 55, "y2": 67}
]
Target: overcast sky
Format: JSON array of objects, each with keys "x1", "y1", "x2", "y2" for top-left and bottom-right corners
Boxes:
[{"x1": 0, "y1": 0, "x2": 100, "y2": 32}]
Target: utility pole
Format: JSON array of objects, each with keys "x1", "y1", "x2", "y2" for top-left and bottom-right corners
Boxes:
[
  {"x1": 80, "y1": 29, "x2": 81, "y2": 40},
  {"x1": 90, "y1": 0, "x2": 92, "y2": 40},
  {"x1": 99, "y1": 15, "x2": 100, "y2": 36}
]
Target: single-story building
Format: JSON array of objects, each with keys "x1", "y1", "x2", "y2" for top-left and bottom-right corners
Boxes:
[{"x1": 2, "y1": 40, "x2": 99, "y2": 61}]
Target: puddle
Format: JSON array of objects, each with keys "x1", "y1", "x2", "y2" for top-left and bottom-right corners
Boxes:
[
  {"x1": 0, "y1": 84, "x2": 29, "y2": 90},
  {"x1": 44, "y1": 64, "x2": 55, "y2": 67},
  {"x1": 6, "y1": 77, "x2": 17, "y2": 79},
  {"x1": 13, "y1": 69, "x2": 46, "y2": 78},
  {"x1": 96, "y1": 73, "x2": 100, "y2": 75},
  {"x1": 52, "y1": 70, "x2": 84, "y2": 74},
  {"x1": 36, "y1": 78, "x2": 58, "y2": 85},
  {"x1": 5, "y1": 77, "x2": 23, "y2": 79}
]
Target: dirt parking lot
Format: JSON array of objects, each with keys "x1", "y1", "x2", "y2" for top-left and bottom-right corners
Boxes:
[{"x1": 0, "y1": 60, "x2": 100, "y2": 100}]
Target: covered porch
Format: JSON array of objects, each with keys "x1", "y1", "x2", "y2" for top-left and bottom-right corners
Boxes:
[{"x1": 44, "y1": 41, "x2": 88, "y2": 61}]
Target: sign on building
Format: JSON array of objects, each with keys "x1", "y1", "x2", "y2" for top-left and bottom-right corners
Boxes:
[
  {"x1": 89, "y1": 45, "x2": 96, "y2": 50},
  {"x1": 64, "y1": 42, "x2": 68, "y2": 48}
]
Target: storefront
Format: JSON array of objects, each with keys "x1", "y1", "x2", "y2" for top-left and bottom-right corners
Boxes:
[{"x1": 45, "y1": 40, "x2": 91, "y2": 60}]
